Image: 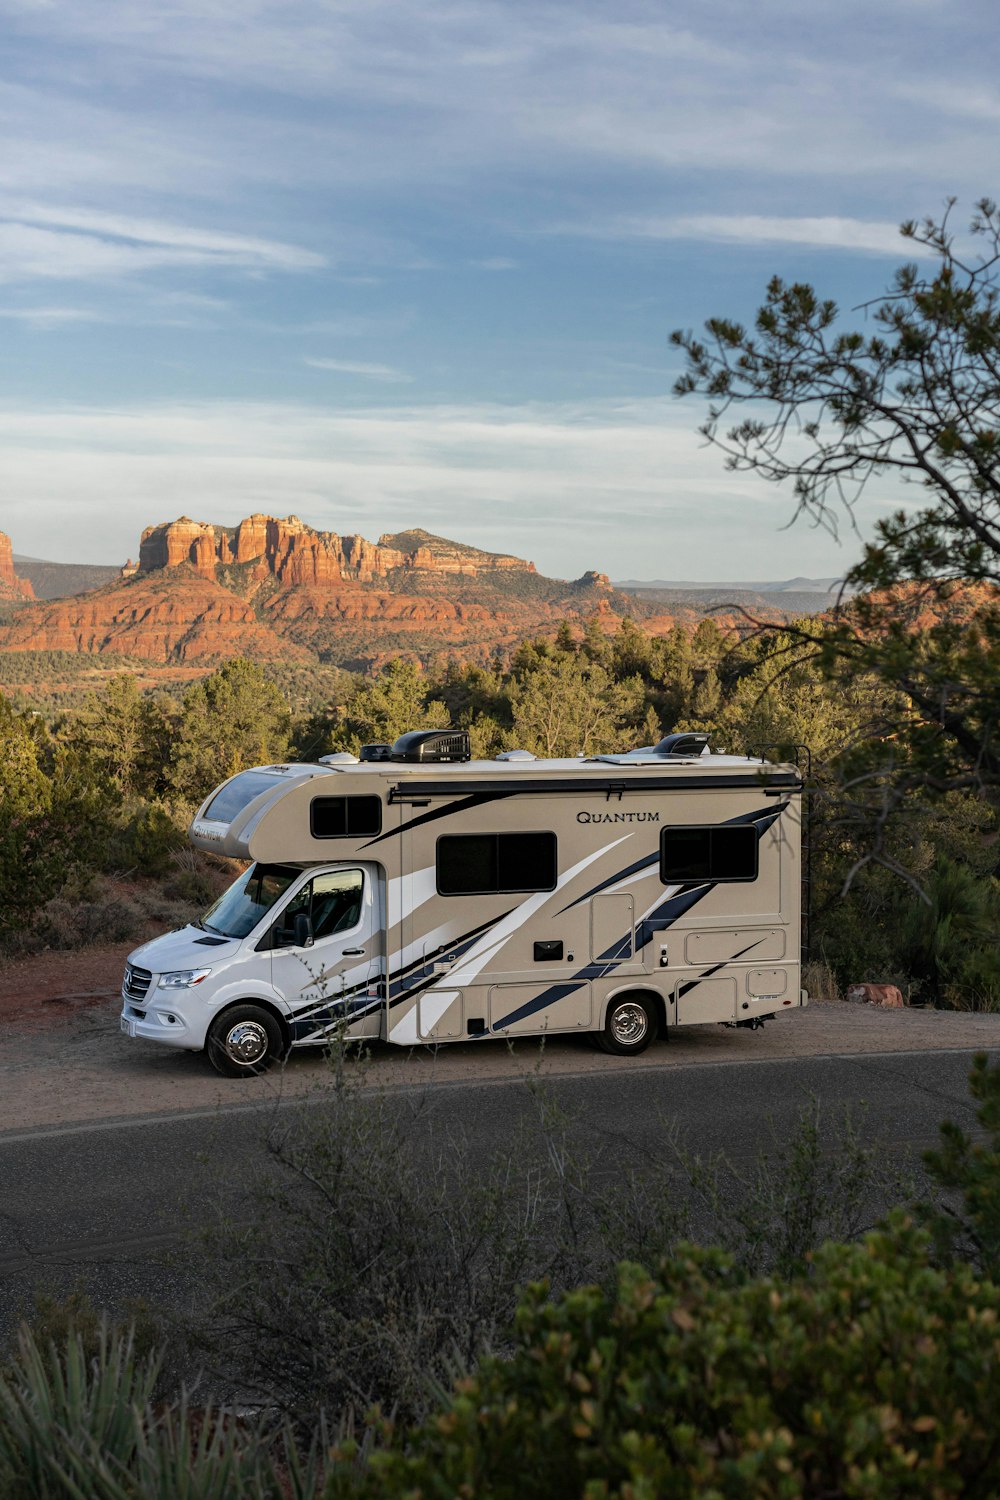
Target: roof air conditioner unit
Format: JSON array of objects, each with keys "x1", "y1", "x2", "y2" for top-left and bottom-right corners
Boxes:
[
  {"x1": 390, "y1": 729, "x2": 472, "y2": 764},
  {"x1": 653, "y1": 732, "x2": 710, "y2": 758}
]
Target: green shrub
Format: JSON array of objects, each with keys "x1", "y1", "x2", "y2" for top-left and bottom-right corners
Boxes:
[
  {"x1": 108, "y1": 801, "x2": 187, "y2": 877},
  {"x1": 919, "y1": 1052, "x2": 1000, "y2": 1279},
  {"x1": 327, "y1": 1220, "x2": 1000, "y2": 1499},
  {"x1": 0, "y1": 1320, "x2": 313, "y2": 1500}
]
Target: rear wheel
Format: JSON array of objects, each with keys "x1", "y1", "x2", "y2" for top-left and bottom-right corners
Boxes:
[
  {"x1": 597, "y1": 994, "x2": 656, "y2": 1056},
  {"x1": 206, "y1": 1004, "x2": 285, "y2": 1078}
]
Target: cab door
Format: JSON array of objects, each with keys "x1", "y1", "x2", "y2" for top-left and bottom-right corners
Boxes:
[{"x1": 269, "y1": 867, "x2": 381, "y2": 1042}]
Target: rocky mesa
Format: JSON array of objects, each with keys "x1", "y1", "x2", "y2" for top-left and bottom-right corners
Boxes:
[
  {"x1": 0, "y1": 514, "x2": 634, "y2": 667},
  {"x1": 137, "y1": 515, "x2": 536, "y2": 588}
]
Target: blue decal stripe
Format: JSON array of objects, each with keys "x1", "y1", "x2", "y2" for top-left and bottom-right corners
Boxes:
[
  {"x1": 491, "y1": 982, "x2": 586, "y2": 1031},
  {"x1": 363, "y1": 790, "x2": 515, "y2": 848},
  {"x1": 556, "y1": 851, "x2": 660, "y2": 914},
  {"x1": 290, "y1": 997, "x2": 383, "y2": 1041},
  {"x1": 674, "y1": 939, "x2": 768, "y2": 998}
]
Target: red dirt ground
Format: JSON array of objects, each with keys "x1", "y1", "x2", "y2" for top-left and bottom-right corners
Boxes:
[{"x1": 0, "y1": 945, "x2": 130, "y2": 1031}]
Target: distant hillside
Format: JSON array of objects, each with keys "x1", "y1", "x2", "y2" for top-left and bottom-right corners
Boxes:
[
  {"x1": 622, "y1": 586, "x2": 841, "y2": 618},
  {"x1": 14, "y1": 555, "x2": 121, "y2": 599},
  {"x1": 615, "y1": 576, "x2": 850, "y2": 595}
]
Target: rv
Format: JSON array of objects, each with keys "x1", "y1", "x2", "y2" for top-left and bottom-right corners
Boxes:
[{"x1": 120, "y1": 730, "x2": 807, "y2": 1077}]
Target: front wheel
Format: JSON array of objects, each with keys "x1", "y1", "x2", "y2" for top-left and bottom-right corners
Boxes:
[
  {"x1": 206, "y1": 1004, "x2": 285, "y2": 1078},
  {"x1": 597, "y1": 994, "x2": 656, "y2": 1056}
]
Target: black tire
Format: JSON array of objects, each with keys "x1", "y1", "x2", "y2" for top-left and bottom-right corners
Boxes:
[
  {"x1": 205, "y1": 1004, "x2": 285, "y2": 1078},
  {"x1": 597, "y1": 994, "x2": 656, "y2": 1056}
]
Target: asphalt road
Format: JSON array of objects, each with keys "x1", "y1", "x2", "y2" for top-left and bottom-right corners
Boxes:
[{"x1": 0, "y1": 1044, "x2": 991, "y2": 1346}]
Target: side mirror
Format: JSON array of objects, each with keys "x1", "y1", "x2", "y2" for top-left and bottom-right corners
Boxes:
[{"x1": 294, "y1": 912, "x2": 315, "y2": 949}]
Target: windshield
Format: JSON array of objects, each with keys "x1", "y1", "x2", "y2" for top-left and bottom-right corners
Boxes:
[
  {"x1": 202, "y1": 770, "x2": 286, "y2": 826},
  {"x1": 201, "y1": 863, "x2": 299, "y2": 938}
]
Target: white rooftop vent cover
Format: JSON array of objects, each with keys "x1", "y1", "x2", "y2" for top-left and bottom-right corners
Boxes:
[
  {"x1": 318, "y1": 752, "x2": 359, "y2": 765},
  {"x1": 497, "y1": 749, "x2": 537, "y2": 761}
]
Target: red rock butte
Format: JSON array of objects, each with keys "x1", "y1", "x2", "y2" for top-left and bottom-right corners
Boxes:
[
  {"x1": 138, "y1": 515, "x2": 537, "y2": 587},
  {"x1": 0, "y1": 531, "x2": 35, "y2": 600}
]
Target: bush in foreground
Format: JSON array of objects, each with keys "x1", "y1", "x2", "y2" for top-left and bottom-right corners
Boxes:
[{"x1": 326, "y1": 1219, "x2": 1000, "y2": 1499}]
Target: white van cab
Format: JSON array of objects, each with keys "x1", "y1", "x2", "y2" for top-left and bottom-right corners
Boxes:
[{"x1": 122, "y1": 855, "x2": 385, "y2": 1076}]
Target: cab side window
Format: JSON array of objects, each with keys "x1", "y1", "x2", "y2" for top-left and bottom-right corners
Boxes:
[
  {"x1": 310, "y1": 870, "x2": 364, "y2": 939},
  {"x1": 273, "y1": 870, "x2": 364, "y2": 945}
]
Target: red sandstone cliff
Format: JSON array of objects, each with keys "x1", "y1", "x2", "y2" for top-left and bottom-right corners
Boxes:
[
  {"x1": 0, "y1": 532, "x2": 35, "y2": 600},
  {"x1": 137, "y1": 516, "x2": 533, "y2": 587},
  {"x1": 0, "y1": 572, "x2": 311, "y2": 663}
]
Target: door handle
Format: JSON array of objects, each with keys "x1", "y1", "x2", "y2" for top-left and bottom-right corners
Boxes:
[{"x1": 343, "y1": 947, "x2": 366, "y2": 956}]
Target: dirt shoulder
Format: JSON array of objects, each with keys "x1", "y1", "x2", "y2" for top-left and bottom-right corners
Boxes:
[{"x1": 2, "y1": 946, "x2": 999, "y2": 1137}]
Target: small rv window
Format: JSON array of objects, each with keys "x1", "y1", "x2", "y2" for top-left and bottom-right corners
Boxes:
[
  {"x1": 203, "y1": 770, "x2": 285, "y2": 825},
  {"x1": 437, "y1": 832, "x2": 557, "y2": 896},
  {"x1": 660, "y1": 824, "x2": 758, "y2": 884},
  {"x1": 310, "y1": 796, "x2": 382, "y2": 839}
]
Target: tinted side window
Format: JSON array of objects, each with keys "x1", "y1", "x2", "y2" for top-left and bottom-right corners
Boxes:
[
  {"x1": 274, "y1": 869, "x2": 365, "y2": 944},
  {"x1": 311, "y1": 795, "x2": 382, "y2": 838},
  {"x1": 660, "y1": 824, "x2": 758, "y2": 883},
  {"x1": 438, "y1": 832, "x2": 557, "y2": 896}
]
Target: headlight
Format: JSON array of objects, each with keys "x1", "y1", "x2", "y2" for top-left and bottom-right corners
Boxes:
[{"x1": 158, "y1": 968, "x2": 213, "y2": 989}]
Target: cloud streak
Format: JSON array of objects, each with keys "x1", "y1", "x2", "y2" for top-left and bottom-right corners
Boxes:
[
  {"x1": 0, "y1": 200, "x2": 324, "y2": 283},
  {"x1": 304, "y1": 357, "x2": 412, "y2": 383},
  {"x1": 550, "y1": 213, "x2": 911, "y2": 255}
]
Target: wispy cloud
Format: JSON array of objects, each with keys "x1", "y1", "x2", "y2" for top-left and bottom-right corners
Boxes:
[
  {"x1": 0, "y1": 304, "x2": 100, "y2": 325},
  {"x1": 550, "y1": 213, "x2": 910, "y2": 255},
  {"x1": 304, "y1": 357, "x2": 412, "y2": 383},
  {"x1": 0, "y1": 200, "x2": 324, "y2": 283}
]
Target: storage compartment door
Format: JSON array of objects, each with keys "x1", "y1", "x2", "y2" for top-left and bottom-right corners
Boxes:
[
  {"x1": 416, "y1": 988, "x2": 464, "y2": 1040},
  {"x1": 489, "y1": 981, "x2": 593, "y2": 1036},
  {"x1": 590, "y1": 894, "x2": 641, "y2": 973},
  {"x1": 674, "y1": 976, "x2": 737, "y2": 1026}
]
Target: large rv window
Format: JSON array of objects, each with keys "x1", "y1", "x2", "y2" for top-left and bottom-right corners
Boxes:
[
  {"x1": 660, "y1": 825, "x2": 758, "y2": 884},
  {"x1": 201, "y1": 863, "x2": 299, "y2": 938},
  {"x1": 311, "y1": 796, "x2": 382, "y2": 839},
  {"x1": 203, "y1": 771, "x2": 284, "y2": 825},
  {"x1": 437, "y1": 832, "x2": 557, "y2": 896}
]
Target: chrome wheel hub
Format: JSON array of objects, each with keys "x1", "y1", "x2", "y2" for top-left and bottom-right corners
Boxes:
[
  {"x1": 225, "y1": 1021, "x2": 269, "y2": 1065},
  {"x1": 610, "y1": 1002, "x2": 648, "y2": 1046}
]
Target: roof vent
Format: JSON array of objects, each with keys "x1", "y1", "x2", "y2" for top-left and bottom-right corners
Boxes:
[
  {"x1": 391, "y1": 729, "x2": 472, "y2": 764},
  {"x1": 653, "y1": 732, "x2": 710, "y2": 758},
  {"x1": 318, "y1": 752, "x2": 359, "y2": 765},
  {"x1": 496, "y1": 749, "x2": 537, "y2": 761},
  {"x1": 359, "y1": 743, "x2": 394, "y2": 762}
]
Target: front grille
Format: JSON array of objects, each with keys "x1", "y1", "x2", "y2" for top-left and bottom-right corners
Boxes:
[{"x1": 123, "y1": 965, "x2": 152, "y2": 1001}]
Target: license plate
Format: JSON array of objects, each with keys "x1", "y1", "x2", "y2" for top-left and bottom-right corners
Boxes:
[{"x1": 120, "y1": 1015, "x2": 135, "y2": 1037}]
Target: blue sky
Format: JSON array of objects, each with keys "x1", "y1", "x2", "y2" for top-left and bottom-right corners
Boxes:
[{"x1": 0, "y1": 0, "x2": 997, "y2": 581}]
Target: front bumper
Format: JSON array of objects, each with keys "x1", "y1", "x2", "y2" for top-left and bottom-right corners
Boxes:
[{"x1": 120, "y1": 992, "x2": 207, "y2": 1050}]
